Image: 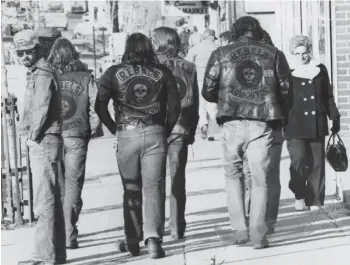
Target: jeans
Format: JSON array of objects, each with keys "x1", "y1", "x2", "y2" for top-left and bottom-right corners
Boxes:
[
  {"x1": 59, "y1": 137, "x2": 88, "y2": 245},
  {"x1": 243, "y1": 128, "x2": 284, "y2": 227},
  {"x1": 198, "y1": 82, "x2": 218, "y2": 129},
  {"x1": 167, "y1": 134, "x2": 188, "y2": 236},
  {"x1": 116, "y1": 125, "x2": 167, "y2": 244},
  {"x1": 222, "y1": 120, "x2": 273, "y2": 243},
  {"x1": 287, "y1": 137, "x2": 325, "y2": 206},
  {"x1": 28, "y1": 134, "x2": 66, "y2": 263}
]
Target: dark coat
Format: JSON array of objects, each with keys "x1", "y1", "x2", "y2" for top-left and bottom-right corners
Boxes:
[{"x1": 284, "y1": 63, "x2": 340, "y2": 139}]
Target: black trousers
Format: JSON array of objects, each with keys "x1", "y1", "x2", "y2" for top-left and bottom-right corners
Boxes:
[{"x1": 286, "y1": 137, "x2": 326, "y2": 206}]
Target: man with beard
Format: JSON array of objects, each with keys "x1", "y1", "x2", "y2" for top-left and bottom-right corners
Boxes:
[
  {"x1": 202, "y1": 16, "x2": 292, "y2": 249},
  {"x1": 15, "y1": 29, "x2": 65, "y2": 264},
  {"x1": 152, "y1": 27, "x2": 199, "y2": 239}
]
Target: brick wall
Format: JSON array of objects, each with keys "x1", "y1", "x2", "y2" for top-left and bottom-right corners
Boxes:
[
  {"x1": 335, "y1": 0, "x2": 350, "y2": 150},
  {"x1": 335, "y1": 0, "x2": 350, "y2": 202}
]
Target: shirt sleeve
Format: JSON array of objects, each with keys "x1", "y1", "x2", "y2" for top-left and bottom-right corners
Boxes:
[
  {"x1": 189, "y1": 67, "x2": 199, "y2": 136},
  {"x1": 202, "y1": 49, "x2": 221, "y2": 103},
  {"x1": 322, "y1": 65, "x2": 340, "y2": 120},
  {"x1": 29, "y1": 70, "x2": 54, "y2": 141},
  {"x1": 88, "y1": 75, "x2": 101, "y2": 133},
  {"x1": 163, "y1": 68, "x2": 181, "y2": 137},
  {"x1": 95, "y1": 68, "x2": 116, "y2": 134}
]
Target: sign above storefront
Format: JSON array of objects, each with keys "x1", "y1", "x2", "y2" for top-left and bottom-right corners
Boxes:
[{"x1": 163, "y1": 1, "x2": 209, "y2": 15}]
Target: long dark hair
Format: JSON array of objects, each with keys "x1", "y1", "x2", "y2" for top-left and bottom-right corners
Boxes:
[
  {"x1": 122, "y1": 33, "x2": 157, "y2": 65},
  {"x1": 153, "y1": 27, "x2": 181, "y2": 54},
  {"x1": 47, "y1": 38, "x2": 86, "y2": 74},
  {"x1": 231, "y1": 16, "x2": 265, "y2": 42},
  {"x1": 261, "y1": 29, "x2": 274, "y2": 46}
]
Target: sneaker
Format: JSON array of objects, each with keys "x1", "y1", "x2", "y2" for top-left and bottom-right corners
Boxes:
[
  {"x1": 208, "y1": 137, "x2": 215, "y2": 141},
  {"x1": 309, "y1": 206, "x2": 322, "y2": 211},
  {"x1": 295, "y1": 199, "x2": 305, "y2": 211},
  {"x1": 200, "y1": 125, "x2": 208, "y2": 140}
]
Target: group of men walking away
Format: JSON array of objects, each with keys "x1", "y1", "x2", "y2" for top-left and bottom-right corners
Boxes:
[{"x1": 13, "y1": 14, "x2": 340, "y2": 264}]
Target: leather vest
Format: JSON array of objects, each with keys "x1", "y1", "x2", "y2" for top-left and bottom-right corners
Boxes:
[
  {"x1": 58, "y1": 71, "x2": 92, "y2": 137},
  {"x1": 157, "y1": 52, "x2": 198, "y2": 134},
  {"x1": 203, "y1": 38, "x2": 288, "y2": 122},
  {"x1": 111, "y1": 63, "x2": 171, "y2": 126}
]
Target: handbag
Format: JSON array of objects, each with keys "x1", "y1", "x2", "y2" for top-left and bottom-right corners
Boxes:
[{"x1": 326, "y1": 133, "x2": 348, "y2": 172}]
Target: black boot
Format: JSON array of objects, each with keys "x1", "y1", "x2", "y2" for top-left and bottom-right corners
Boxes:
[
  {"x1": 146, "y1": 237, "x2": 165, "y2": 259},
  {"x1": 116, "y1": 240, "x2": 140, "y2": 256}
]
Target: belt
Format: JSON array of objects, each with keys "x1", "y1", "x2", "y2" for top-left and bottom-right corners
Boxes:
[{"x1": 117, "y1": 121, "x2": 161, "y2": 131}]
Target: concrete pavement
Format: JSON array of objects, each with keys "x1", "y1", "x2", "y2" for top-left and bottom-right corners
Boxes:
[{"x1": 2, "y1": 131, "x2": 350, "y2": 265}]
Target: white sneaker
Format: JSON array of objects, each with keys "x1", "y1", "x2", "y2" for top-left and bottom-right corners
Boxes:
[
  {"x1": 295, "y1": 199, "x2": 305, "y2": 211},
  {"x1": 309, "y1": 206, "x2": 322, "y2": 211}
]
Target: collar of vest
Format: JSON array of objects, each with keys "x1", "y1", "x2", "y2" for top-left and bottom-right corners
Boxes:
[
  {"x1": 292, "y1": 60, "x2": 321, "y2": 80},
  {"x1": 157, "y1": 48, "x2": 178, "y2": 58}
]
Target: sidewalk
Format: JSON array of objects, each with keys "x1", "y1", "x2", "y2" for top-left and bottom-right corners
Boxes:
[{"x1": 2, "y1": 133, "x2": 350, "y2": 265}]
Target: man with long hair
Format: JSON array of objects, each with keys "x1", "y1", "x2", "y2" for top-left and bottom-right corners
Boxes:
[
  {"x1": 202, "y1": 16, "x2": 292, "y2": 249},
  {"x1": 152, "y1": 27, "x2": 199, "y2": 240},
  {"x1": 241, "y1": 29, "x2": 285, "y2": 235},
  {"x1": 95, "y1": 33, "x2": 180, "y2": 259},
  {"x1": 15, "y1": 29, "x2": 66, "y2": 265},
  {"x1": 47, "y1": 38, "x2": 101, "y2": 250}
]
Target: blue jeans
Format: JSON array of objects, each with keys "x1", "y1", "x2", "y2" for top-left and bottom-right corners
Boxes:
[
  {"x1": 116, "y1": 125, "x2": 167, "y2": 244},
  {"x1": 60, "y1": 137, "x2": 88, "y2": 245},
  {"x1": 243, "y1": 128, "x2": 284, "y2": 227},
  {"x1": 28, "y1": 134, "x2": 66, "y2": 263},
  {"x1": 222, "y1": 120, "x2": 273, "y2": 243},
  {"x1": 167, "y1": 134, "x2": 188, "y2": 236}
]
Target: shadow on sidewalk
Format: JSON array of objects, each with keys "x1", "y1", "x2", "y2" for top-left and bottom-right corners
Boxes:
[
  {"x1": 64, "y1": 197, "x2": 349, "y2": 264},
  {"x1": 79, "y1": 226, "x2": 124, "y2": 238}
]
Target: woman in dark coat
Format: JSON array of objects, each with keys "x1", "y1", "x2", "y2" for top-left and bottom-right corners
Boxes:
[{"x1": 285, "y1": 35, "x2": 341, "y2": 211}]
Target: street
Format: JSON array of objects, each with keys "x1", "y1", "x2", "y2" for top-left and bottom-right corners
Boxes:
[{"x1": 2, "y1": 130, "x2": 350, "y2": 265}]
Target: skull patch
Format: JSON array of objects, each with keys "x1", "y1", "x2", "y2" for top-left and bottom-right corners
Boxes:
[
  {"x1": 61, "y1": 92, "x2": 77, "y2": 120},
  {"x1": 243, "y1": 68, "x2": 256, "y2": 83},
  {"x1": 62, "y1": 100, "x2": 70, "y2": 118},
  {"x1": 133, "y1": 84, "x2": 148, "y2": 100},
  {"x1": 126, "y1": 78, "x2": 156, "y2": 106},
  {"x1": 236, "y1": 60, "x2": 262, "y2": 89}
]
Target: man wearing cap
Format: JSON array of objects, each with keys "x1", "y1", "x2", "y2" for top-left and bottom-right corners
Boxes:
[
  {"x1": 14, "y1": 29, "x2": 66, "y2": 265},
  {"x1": 186, "y1": 29, "x2": 219, "y2": 141}
]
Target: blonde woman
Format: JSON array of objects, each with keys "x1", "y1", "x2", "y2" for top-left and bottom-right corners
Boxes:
[{"x1": 285, "y1": 35, "x2": 340, "y2": 211}]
